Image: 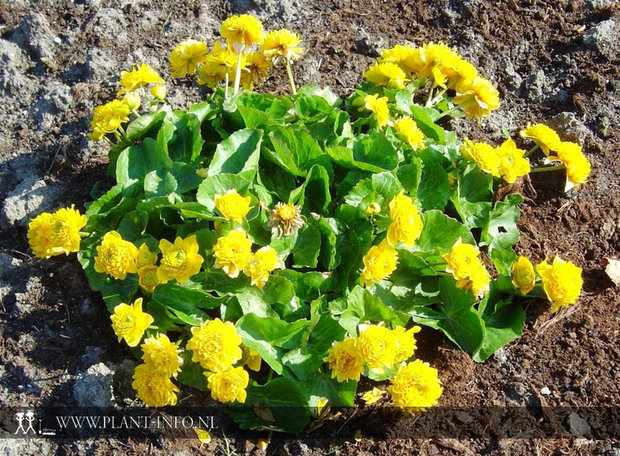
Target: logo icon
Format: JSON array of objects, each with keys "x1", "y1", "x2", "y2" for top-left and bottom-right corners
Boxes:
[
  {"x1": 14, "y1": 411, "x2": 36, "y2": 435},
  {"x1": 192, "y1": 427, "x2": 212, "y2": 445}
]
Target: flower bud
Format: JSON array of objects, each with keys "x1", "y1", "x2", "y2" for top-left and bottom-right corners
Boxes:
[
  {"x1": 365, "y1": 202, "x2": 381, "y2": 217},
  {"x1": 150, "y1": 84, "x2": 167, "y2": 100},
  {"x1": 123, "y1": 92, "x2": 141, "y2": 111}
]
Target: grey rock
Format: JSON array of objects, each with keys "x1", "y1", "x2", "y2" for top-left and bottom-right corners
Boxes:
[
  {"x1": 568, "y1": 412, "x2": 592, "y2": 438},
  {"x1": 30, "y1": 82, "x2": 73, "y2": 131},
  {"x1": 73, "y1": 363, "x2": 116, "y2": 407},
  {"x1": 0, "y1": 39, "x2": 35, "y2": 97},
  {"x1": 286, "y1": 441, "x2": 312, "y2": 456},
  {"x1": 89, "y1": 9, "x2": 129, "y2": 47},
  {"x1": 79, "y1": 346, "x2": 102, "y2": 368},
  {"x1": 354, "y1": 28, "x2": 389, "y2": 58},
  {"x1": 540, "y1": 386, "x2": 551, "y2": 395},
  {"x1": 230, "y1": 0, "x2": 311, "y2": 25},
  {"x1": 12, "y1": 277, "x2": 43, "y2": 316},
  {"x1": 0, "y1": 253, "x2": 23, "y2": 281},
  {"x1": 500, "y1": 57, "x2": 523, "y2": 95},
  {"x1": 85, "y1": 48, "x2": 118, "y2": 81},
  {"x1": 113, "y1": 359, "x2": 137, "y2": 400},
  {"x1": 547, "y1": 112, "x2": 593, "y2": 143},
  {"x1": 11, "y1": 13, "x2": 60, "y2": 61},
  {"x1": 524, "y1": 69, "x2": 547, "y2": 101},
  {"x1": 1, "y1": 178, "x2": 64, "y2": 228},
  {"x1": 584, "y1": 19, "x2": 620, "y2": 60},
  {"x1": 587, "y1": 0, "x2": 616, "y2": 9}
]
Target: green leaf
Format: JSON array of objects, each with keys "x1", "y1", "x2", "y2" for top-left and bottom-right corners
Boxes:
[
  {"x1": 115, "y1": 138, "x2": 172, "y2": 195},
  {"x1": 338, "y1": 286, "x2": 397, "y2": 335},
  {"x1": 296, "y1": 84, "x2": 341, "y2": 106},
  {"x1": 177, "y1": 351, "x2": 208, "y2": 391},
  {"x1": 409, "y1": 105, "x2": 445, "y2": 142},
  {"x1": 350, "y1": 132, "x2": 399, "y2": 172},
  {"x1": 167, "y1": 112, "x2": 205, "y2": 163},
  {"x1": 153, "y1": 281, "x2": 225, "y2": 311},
  {"x1": 473, "y1": 294, "x2": 525, "y2": 362},
  {"x1": 208, "y1": 128, "x2": 263, "y2": 181},
  {"x1": 451, "y1": 164, "x2": 493, "y2": 228},
  {"x1": 481, "y1": 194, "x2": 523, "y2": 255},
  {"x1": 235, "y1": 275, "x2": 295, "y2": 318},
  {"x1": 417, "y1": 151, "x2": 451, "y2": 211},
  {"x1": 126, "y1": 110, "x2": 166, "y2": 140},
  {"x1": 227, "y1": 378, "x2": 310, "y2": 433},
  {"x1": 293, "y1": 371, "x2": 356, "y2": 408},
  {"x1": 344, "y1": 172, "x2": 402, "y2": 211},
  {"x1": 267, "y1": 127, "x2": 332, "y2": 178},
  {"x1": 236, "y1": 314, "x2": 310, "y2": 375},
  {"x1": 194, "y1": 269, "x2": 250, "y2": 295},
  {"x1": 298, "y1": 165, "x2": 331, "y2": 215},
  {"x1": 196, "y1": 173, "x2": 251, "y2": 212},
  {"x1": 410, "y1": 277, "x2": 485, "y2": 353},
  {"x1": 292, "y1": 223, "x2": 322, "y2": 268},
  {"x1": 416, "y1": 210, "x2": 475, "y2": 253}
]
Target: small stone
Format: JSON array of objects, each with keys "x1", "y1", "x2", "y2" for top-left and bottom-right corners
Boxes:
[
  {"x1": 568, "y1": 412, "x2": 592, "y2": 438},
  {"x1": 540, "y1": 386, "x2": 551, "y2": 395},
  {"x1": 73, "y1": 363, "x2": 116, "y2": 407},
  {"x1": 1, "y1": 178, "x2": 64, "y2": 229},
  {"x1": 0, "y1": 253, "x2": 23, "y2": 281},
  {"x1": 547, "y1": 112, "x2": 593, "y2": 144},
  {"x1": 584, "y1": 19, "x2": 620, "y2": 60},
  {"x1": 11, "y1": 13, "x2": 59, "y2": 61}
]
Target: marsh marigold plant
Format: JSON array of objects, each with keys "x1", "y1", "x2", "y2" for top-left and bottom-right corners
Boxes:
[{"x1": 29, "y1": 13, "x2": 590, "y2": 434}]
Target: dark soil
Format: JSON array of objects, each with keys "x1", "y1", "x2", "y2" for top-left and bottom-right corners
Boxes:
[{"x1": 1, "y1": 0, "x2": 619, "y2": 454}]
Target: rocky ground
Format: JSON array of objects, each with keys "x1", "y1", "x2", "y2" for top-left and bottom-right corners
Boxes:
[{"x1": 0, "y1": 0, "x2": 619, "y2": 455}]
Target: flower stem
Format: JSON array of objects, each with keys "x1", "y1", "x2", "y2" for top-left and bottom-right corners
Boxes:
[
  {"x1": 233, "y1": 44, "x2": 245, "y2": 95},
  {"x1": 524, "y1": 144, "x2": 540, "y2": 158},
  {"x1": 425, "y1": 87, "x2": 435, "y2": 107},
  {"x1": 530, "y1": 164, "x2": 566, "y2": 173},
  {"x1": 285, "y1": 59, "x2": 297, "y2": 95},
  {"x1": 224, "y1": 72, "x2": 229, "y2": 99},
  {"x1": 429, "y1": 88, "x2": 448, "y2": 106}
]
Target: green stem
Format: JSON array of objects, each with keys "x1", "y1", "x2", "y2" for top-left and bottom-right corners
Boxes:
[
  {"x1": 437, "y1": 106, "x2": 459, "y2": 120},
  {"x1": 429, "y1": 88, "x2": 448, "y2": 106},
  {"x1": 224, "y1": 72, "x2": 229, "y2": 99},
  {"x1": 285, "y1": 59, "x2": 297, "y2": 95},
  {"x1": 425, "y1": 87, "x2": 435, "y2": 107},
  {"x1": 530, "y1": 164, "x2": 566, "y2": 173},
  {"x1": 233, "y1": 44, "x2": 245, "y2": 95},
  {"x1": 524, "y1": 144, "x2": 540, "y2": 158}
]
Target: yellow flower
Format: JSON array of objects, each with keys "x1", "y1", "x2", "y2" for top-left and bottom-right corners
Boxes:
[
  {"x1": 364, "y1": 62, "x2": 407, "y2": 89},
  {"x1": 418, "y1": 42, "x2": 461, "y2": 89},
  {"x1": 268, "y1": 202, "x2": 304, "y2": 237},
  {"x1": 361, "y1": 387, "x2": 385, "y2": 405},
  {"x1": 365, "y1": 202, "x2": 381, "y2": 217},
  {"x1": 451, "y1": 58, "x2": 478, "y2": 93},
  {"x1": 197, "y1": 41, "x2": 241, "y2": 87},
  {"x1": 132, "y1": 364, "x2": 179, "y2": 407},
  {"x1": 360, "y1": 240, "x2": 398, "y2": 288},
  {"x1": 213, "y1": 229, "x2": 253, "y2": 278},
  {"x1": 496, "y1": 138, "x2": 530, "y2": 183},
  {"x1": 186, "y1": 318, "x2": 243, "y2": 372},
  {"x1": 136, "y1": 243, "x2": 158, "y2": 269},
  {"x1": 141, "y1": 333, "x2": 183, "y2": 377},
  {"x1": 363, "y1": 94, "x2": 390, "y2": 129},
  {"x1": 117, "y1": 63, "x2": 164, "y2": 96},
  {"x1": 536, "y1": 256, "x2": 583, "y2": 312},
  {"x1": 388, "y1": 360, "x2": 442, "y2": 414},
  {"x1": 110, "y1": 298, "x2": 154, "y2": 347},
  {"x1": 27, "y1": 206, "x2": 87, "y2": 259},
  {"x1": 461, "y1": 138, "x2": 500, "y2": 177},
  {"x1": 453, "y1": 76, "x2": 500, "y2": 121},
  {"x1": 157, "y1": 235, "x2": 204, "y2": 284},
  {"x1": 169, "y1": 39, "x2": 209, "y2": 78},
  {"x1": 150, "y1": 84, "x2": 166, "y2": 101},
  {"x1": 89, "y1": 99, "x2": 131, "y2": 140},
  {"x1": 357, "y1": 324, "x2": 397, "y2": 369},
  {"x1": 206, "y1": 366, "x2": 249, "y2": 403},
  {"x1": 387, "y1": 190, "x2": 424, "y2": 247},
  {"x1": 393, "y1": 326, "x2": 421, "y2": 363},
  {"x1": 380, "y1": 44, "x2": 419, "y2": 73},
  {"x1": 520, "y1": 123, "x2": 561, "y2": 156},
  {"x1": 511, "y1": 256, "x2": 536, "y2": 295},
  {"x1": 324, "y1": 338, "x2": 365, "y2": 383},
  {"x1": 243, "y1": 246, "x2": 285, "y2": 289},
  {"x1": 261, "y1": 29, "x2": 304, "y2": 65},
  {"x1": 138, "y1": 265, "x2": 160, "y2": 293},
  {"x1": 214, "y1": 189, "x2": 252, "y2": 222},
  {"x1": 443, "y1": 238, "x2": 490, "y2": 297},
  {"x1": 243, "y1": 51, "x2": 273, "y2": 89},
  {"x1": 123, "y1": 92, "x2": 141, "y2": 111},
  {"x1": 555, "y1": 141, "x2": 591, "y2": 191},
  {"x1": 244, "y1": 346, "x2": 262, "y2": 372},
  {"x1": 94, "y1": 231, "x2": 138, "y2": 280},
  {"x1": 220, "y1": 14, "x2": 265, "y2": 50},
  {"x1": 393, "y1": 116, "x2": 425, "y2": 150}
]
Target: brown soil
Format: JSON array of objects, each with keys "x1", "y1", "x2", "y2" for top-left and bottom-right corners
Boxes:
[{"x1": 0, "y1": 0, "x2": 619, "y2": 455}]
